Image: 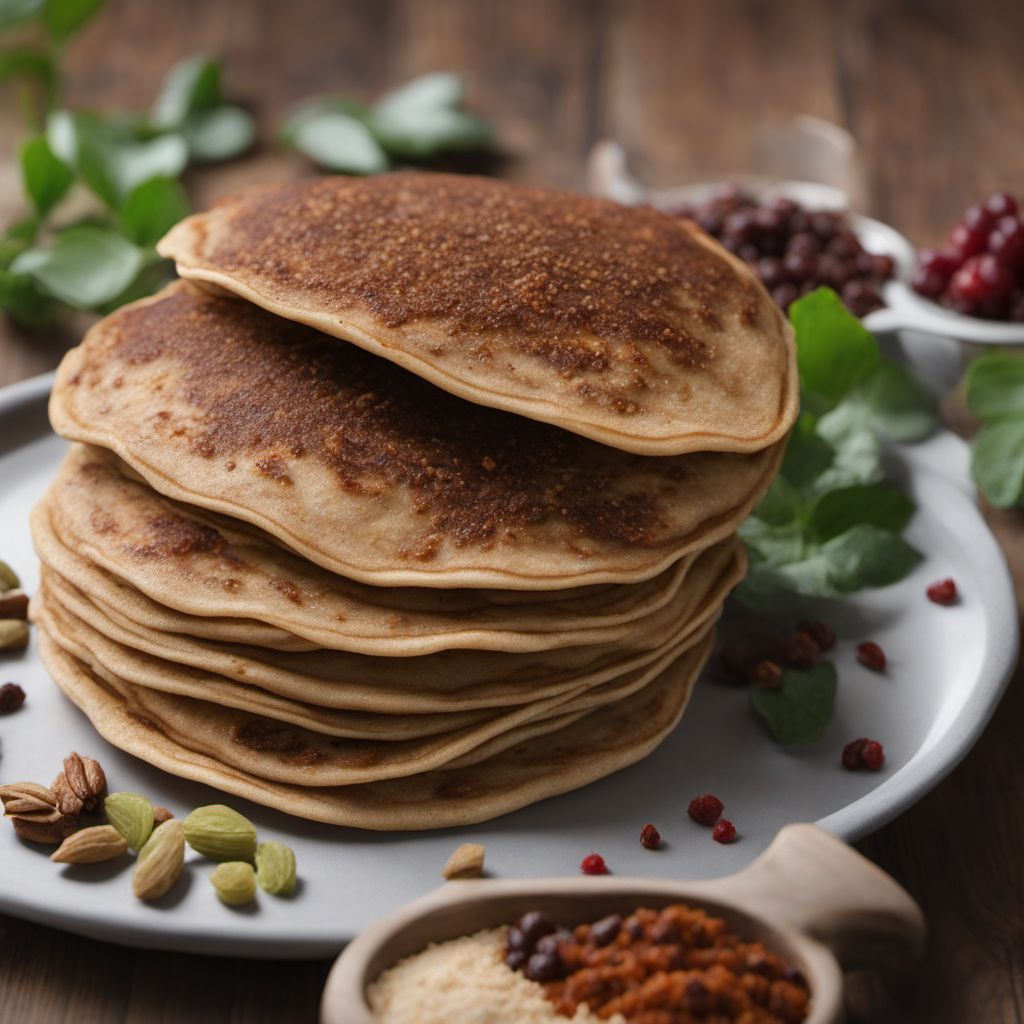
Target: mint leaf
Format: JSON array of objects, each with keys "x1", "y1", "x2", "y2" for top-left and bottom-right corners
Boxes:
[
  {"x1": 152, "y1": 54, "x2": 221, "y2": 129},
  {"x1": 0, "y1": 268, "x2": 54, "y2": 325},
  {"x1": 750, "y1": 663, "x2": 837, "y2": 745},
  {"x1": 181, "y1": 105, "x2": 254, "y2": 162},
  {"x1": 779, "y1": 413, "x2": 833, "y2": 490},
  {"x1": 818, "y1": 524, "x2": 920, "y2": 591},
  {"x1": 43, "y1": 0, "x2": 104, "y2": 43},
  {"x1": 118, "y1": 176, "x2": 189, "y2": 247},
  {"x1": 844, "y1": 358, "x2": 936, "y2": 442},
  {"x1": 0, "y1": 46, "x2": 57, "y2": 110},
  {"x1": 12, "y1": 225, "x2": 143, "y2": 307},
  {"x1": 966, "y1": 352, "x2": 1024, "y2": 419},
  {"x1": 809, "y1": 484, "x2": 914, "y2": 542},
  {"x1": 78, "y1": 131, "x2": 188, "y2": 206},
  {"x1": 20, "y1": 134, "x2": 73, "y2": 218},
  {"x1": 375, "y1": 72, "x2": 465, "y2": 112},
  {"x1": 281, "y1": 96, "x2": 369, "y2": 141},
  {"x1": 789, "y1": 287, "x2": 879, "y2": 412},
  {"x1": 291, "y1": 111, "x2": 389, "y2": 174},
  {"x1": 813, "y1": 402, "x2": 884, "y2": 492},
  {"x1": 970, "y1": 418, "x2": 1024, "y2": 508}
]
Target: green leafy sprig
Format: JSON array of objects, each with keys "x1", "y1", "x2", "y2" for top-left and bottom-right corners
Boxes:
[
  {"x1": 965, "y1": 352, "x2": 1024, "y2": 507},
  {"x1": 281, "y1": 72, "x2": 493, "y2": 175},
  {"x1": 0, "y1": 0, "x2": 254, "y2": 325},
  {"x1": 738, "y1": 287, "x2": 937, "y2": 611}
]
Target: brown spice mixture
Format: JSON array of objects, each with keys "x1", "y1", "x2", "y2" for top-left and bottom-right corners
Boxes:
[{"x1": 545, "y1": 905, "x2": 809, "y2": 1023}]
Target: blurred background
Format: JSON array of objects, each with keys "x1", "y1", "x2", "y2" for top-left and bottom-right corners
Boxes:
[{"x1": 0, "y1": 1, "x2": 1022, "y2": 1021}]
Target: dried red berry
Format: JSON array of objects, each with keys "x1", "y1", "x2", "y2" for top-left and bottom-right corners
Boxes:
[
  {"x1": 861, "y1": 740, "x2": 886, "y2": 771},
  {"x1": 640, "y1": 823, "x2": 661, "y2": 850},
  {"x1": 781, "y1": 631, "x2": 821, "y2": 669},
  {"x1": 927, "y1": 578, "x2": 958, "y2": 605},
  {"x1": 580, "y1": 853, "x2": 608, "y2": 875},
  {"x1": 856, "y1": 641, "x2": 886, "y2": 672},
  {"x1": 751, "y1": 660, "x2": 783, "y2": 689},
  {"x1": 842, "y1": 737, "x2": 885, "y2": 771},
  {"x1": 712, "y1": 820, "x2": 737, "y2": 844},
  {"x1": 688, "y1": 793, "x2": 724, "y2": 827},
  {"x1": 797, "y1": 619, "x2": 837, "y2": 652},
  {"x1": 841, "y1": 738, "x2": 867, "y2": 770},
  {"x1": 0, "y1": 682, "x2": 25, "y2": 715}
]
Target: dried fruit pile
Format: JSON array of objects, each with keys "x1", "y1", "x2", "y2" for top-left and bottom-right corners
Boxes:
[
  {"x1": 674, "y1": 187, "x2": 894, "y2": 315},
  {"x1": 912, "y1": 191, "x2": 1024, "y2": 320}
]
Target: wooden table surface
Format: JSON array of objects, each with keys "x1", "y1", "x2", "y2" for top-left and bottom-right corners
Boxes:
[{"x1": 1, "y1": 1, "x2": 1022, "y2": 1020}]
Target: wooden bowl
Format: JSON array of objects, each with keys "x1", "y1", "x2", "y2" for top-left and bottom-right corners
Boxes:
[{"x1": 321, "y1": 824, "x2": 925, "y2": 1023}]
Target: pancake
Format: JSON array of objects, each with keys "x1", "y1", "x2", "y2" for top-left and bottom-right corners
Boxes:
[
  {"x1": 35, "y1": 537, "x2": 742, "y2": 713},
  {"x1": 49, "y1": 284, "x2": 785, "y2": 589},
  {"x1": 39, "y1": 629, "x2": 713, "y2": 829},
  {"x1": 157, "y1": 174, "x2": 798, "y2": 457},
  {"x1": 36, "y1": 600, "x2": 716, "y2": 787},
  {"x1": 36, "y1": 445, "x2": 706, "y2": 656}
]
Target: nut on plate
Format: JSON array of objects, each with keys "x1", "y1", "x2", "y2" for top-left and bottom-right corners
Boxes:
[
  {"x1": 52, "y1": 824, "x2": 129, "y2": 864},
  {"x1": 152, "y1": 805, "x2": 174, "y2": 825},
  {"x1": 0, "y1": 619, "x2": 28, "y2": 652},
  {"x1": 211, "y1": 861, "x2": 258, "y2": 906},
  {"x1": 0, "y1": 559, "x2": 18, "y2": 592},
  {"x1": 58, "y1": 752, "x2": 107, "y2": 812},
  {"x1": 442, "y1": 842, "x2": 486, "y2": 880},
  {"x1": 133, "y1": 819, "x2": 185, "y2": 901},
  {"x1": 0, "y1": 782, "x2": 75, "y2": 844},
  {"x1": 0, "y1": 589, "x2": 29, "y2": 620},
  {"x1": 255, "y1": 840, "x2": 297, "y2": 896},
  {"x1": 184, "y1": 804, "x2": 258, "y2": 861},
  {"x1": 104, "y1": 791, "x2": 155, "y2": 852}
]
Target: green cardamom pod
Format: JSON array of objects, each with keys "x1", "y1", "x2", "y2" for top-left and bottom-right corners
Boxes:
[
  {"x1": 183, "y1": 804, "x2": 257, "y2": 861},
  {"x1": 210, "y1": 861, "x2": 257, "y2": 906},
  {"x1": 0, "y1": 560, "x2": 19, "y2": 592},
  {"x1": 104, "y1": 791, "x2": 154, "y2": 852},
  {"x1": 255, "y1": 840, "x2": 297, "y2": 896}
]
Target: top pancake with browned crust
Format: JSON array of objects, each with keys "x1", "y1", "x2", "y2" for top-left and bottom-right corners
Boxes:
[
  {"x1": 158, "y1": 173, "x2": 798, "y2": 456},
  {"x1": 50, "y1": 283, "x2": 783, "y2": 589}
]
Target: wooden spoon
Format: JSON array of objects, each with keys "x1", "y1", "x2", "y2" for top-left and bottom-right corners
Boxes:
[{"x1": 321, "y1": 823, "x2": 925, "y2": 1024}]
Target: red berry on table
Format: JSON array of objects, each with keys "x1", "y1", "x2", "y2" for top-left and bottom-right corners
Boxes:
[
  {"x1": 640, "y1": 823, "x2": 662, "y2": 850},
  {"x1": 580, "y1": 853, "x2": 608, "y2": 875},
  {"x1": 988, "y1": 216, "x2": 1024, "y2": 270},
  {"x1": 927, "y1": 578, "x2": 958, "y2": 605},
  {"x1": 949, "y1": 222, "x2": 988, "y2": 260},
  {"x1": 856, "y1": 641, "x2": 887, "y2": 672},
  {"x1": 712, "y1": 820, "x2": 737, "y2": 844},
  {"x1": 688, "y1": 793, "x2": 725, "y2": 826},
  {"x1": 0, "y1": 682, "x2": 26, "y2": 715},
  {"x1": 841, "y1": 738, "x2": 867, "y2": 770}
]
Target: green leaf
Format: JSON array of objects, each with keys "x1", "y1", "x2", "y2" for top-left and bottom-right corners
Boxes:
[
  {"x1": 779, "y1": 413, "x2": 833, "y2": 491},
  {"x1": 280, "y1": 95, "x2": 368, "y2": 142},
  {"x1": 43, "y1": 0, "x2": 104, "y2": 42},
  {"x1": 966, "y1": 352, "x2": 1024, "y2": 419},
  {"x1": 844, "y1": 358, "x2": 937, "y2": 441},
  {"x1": 809, "y1": 484, "x2": 915, "y2": 543},
  {"x1": 750, "y1": 663, "x2": 837, "y2": 745},
  {"x1": 0, "y1": 0, "x2": 44, "y2": 30},
  {"x1": 291, "y1": 111, "x2": 389, "y2": 174},
  {"x1": 11, "y1": 225, "x2": 143, "y2": 308},
  {"x1": 813, "y1": 402, "x2": 884, "y2": 493},
  {"x1": 817, "y1": 524, "x2": 920, "y2": 592},
  {"x1": 0, "y1": 46, "x2": 57, "y2": 110},
  {"x1": 78, "y1": 131, "x2": 188, "y2": 206},
  {"x1": 19, "y1": 134, "x2": 73, "y2": 218},
  {"x1": 117, "y1": 176, "x2": 189, "y2": 247},
  {"x1": 0, "y1": 268, "x2": 55, "y2": 325},
  {"x1": 374, "y1": 71, "x2": 465, "y2": 113},
  {"x1": 369, "y1": 104, "x2": 492, "y2": 159},
  {"x1": 181, "y1": 105, "x2": 254, "y2": 162},
  {"x1": 789, "y1": 287, "x2": 879, "y2": 413},
  {"x1": 151, "y1": 54, "x2": 221, "y2": 129},
  {"x1": 740, "y1": 516, "x2": 805, "y2": 568},
  {"x1": 970, "y1": 418, "x2": 1024, "y2": 508}
]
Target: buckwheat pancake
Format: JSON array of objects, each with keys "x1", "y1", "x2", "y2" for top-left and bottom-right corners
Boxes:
[
  {"x1": 36, "y1": 597, "x2": 716, "y2": 786},
  {"x1": 39, "y1": 629, "x2": 713, "y2": 829},
  {"x1": 158, "y1": 174, "x2": 798, "y2": 457},
  {"x1": 36, "y1": 538, "x2": 741, "y2": 713},
  {"x1": 50, "y1": 283, "x2": 785, "y2": 589},
  {"x1": 37, "y1": 445, "x2": 704, "y2": 655}
]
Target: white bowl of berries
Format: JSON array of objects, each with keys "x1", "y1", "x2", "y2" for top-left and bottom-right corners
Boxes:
[{"x1": 588, "y1": 141, "x2": 1024, "y2": 345}]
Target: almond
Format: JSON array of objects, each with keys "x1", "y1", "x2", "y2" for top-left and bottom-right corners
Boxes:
[{"x1": 52, "y1": 825, "x2": 128, "y2": 864}]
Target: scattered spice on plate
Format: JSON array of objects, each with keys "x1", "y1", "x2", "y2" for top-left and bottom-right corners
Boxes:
[
  {"x1": 0, "y1": 682, "x2": 25, "y2": 715},
  {"x1": 579, "y1": 853, "x2": 608, "y2": 875},
  {"x1": 687, "y1": 793, "x2": 724, "y2": 826},
  {"x1": 927, "y1": 578, "x2": 958, "y2": 605},
  {"x1": 842, "y1": 737, "x2": 886, "y2": 772},
  {"x1": 441, "y1": 842, "x2": 485, "y2": 880},
  {"x1": 856, "y1": 641, "x2": 887, "y2": 672},
  {"x1": 712, "y1": 819, "x2": 738, "y2": 844},
  {"x1": 639, "y1": 823, "x2": 661, "y2": 850},
  {"x1": 797, "y1": 619, "x2": 837, "y2": 652}
]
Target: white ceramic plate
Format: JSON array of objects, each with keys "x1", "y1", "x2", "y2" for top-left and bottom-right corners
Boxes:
[{"x1": 0, "y1": 374, "x2": 1016, "y2": 958}]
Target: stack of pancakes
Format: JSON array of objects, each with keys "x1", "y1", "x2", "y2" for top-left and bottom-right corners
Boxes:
[{"x1": 31, "y1": 174, "x2": 797, "y2": 830}]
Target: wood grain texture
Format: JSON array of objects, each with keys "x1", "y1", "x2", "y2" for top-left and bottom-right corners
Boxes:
[{"x1": 1, "y1": 0, "x2": 1022, "y2": 1021}]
